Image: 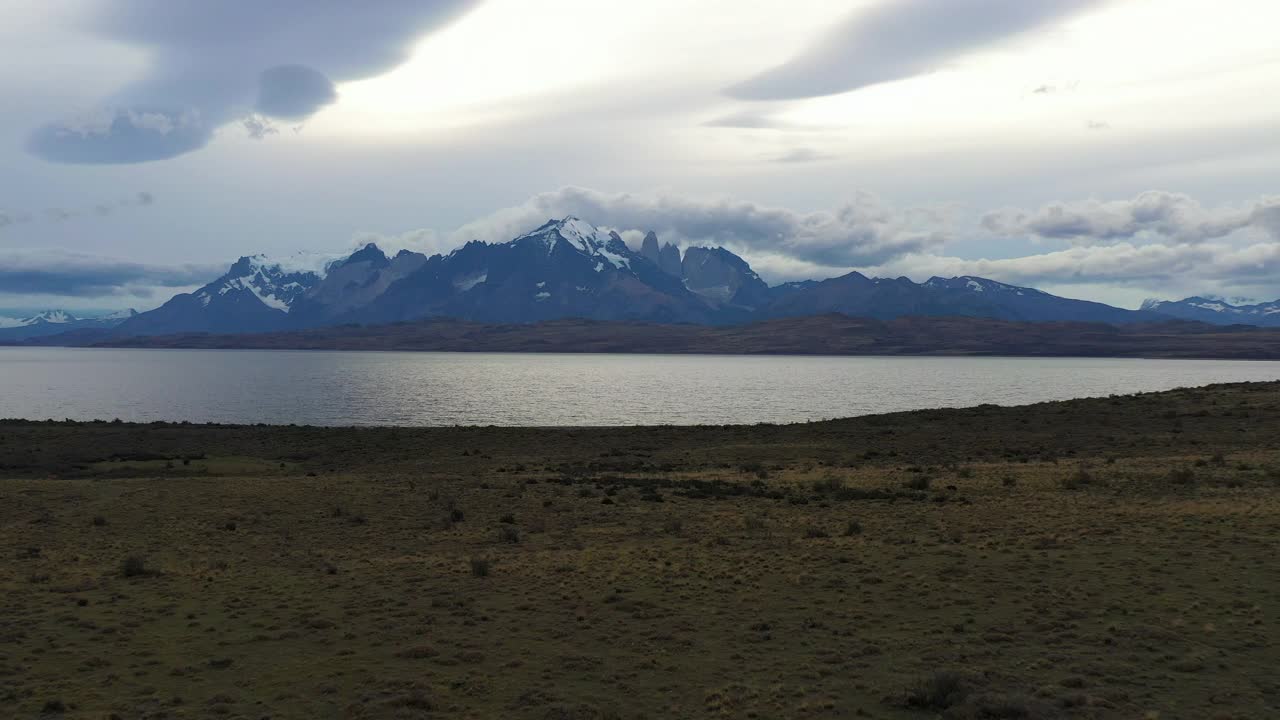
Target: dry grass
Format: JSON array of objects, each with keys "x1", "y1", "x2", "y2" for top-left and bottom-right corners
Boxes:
[{"x1": 1, "y1": 382, "x2": 1279, "y2": 718}]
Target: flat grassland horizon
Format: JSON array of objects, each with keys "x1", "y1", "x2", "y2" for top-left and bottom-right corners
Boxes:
[{"x1": 2, "y1": 383, "x2": 1278, "y2": 718}]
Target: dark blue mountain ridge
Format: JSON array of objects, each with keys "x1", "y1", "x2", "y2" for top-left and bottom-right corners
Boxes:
[{"x1": 84, "y1": 215, "x2": 1238, "y2": 339}]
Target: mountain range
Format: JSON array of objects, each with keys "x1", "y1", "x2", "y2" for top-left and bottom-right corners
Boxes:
[
  {"x1": 1141, "y1": 296, "x2": 1280, "y2": 327},
  {"x1": 0, "y1": 309, "x2": 137, "y2": 341},
  {"x1": 13, "y1": 216, "x2": 1280, "y2": 344}
]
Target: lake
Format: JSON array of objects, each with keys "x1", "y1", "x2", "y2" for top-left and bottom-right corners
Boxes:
[{"x1": 2, "y1": 347, "x2": 1279, "y2": 426}]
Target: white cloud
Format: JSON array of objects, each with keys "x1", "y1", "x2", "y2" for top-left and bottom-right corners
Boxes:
[
  {"x1": 982, "y1": 191, "x2": 1280, "y2": 245},
  {"x1": 349, "y1": 227, "x2": 451, "y2": 258},
  {"x1": 726, "y1": 0, "x2": 1102, "y2": 100},
  {"x1": 870, "y1": 240, "x2": 1280, "y2": 305},
  {"x1": 445, "y1": 186, "x2": 946, "y2": 267},
  {"x1": 353, "y1": 187, "x2": 1280, "y2": 304}
]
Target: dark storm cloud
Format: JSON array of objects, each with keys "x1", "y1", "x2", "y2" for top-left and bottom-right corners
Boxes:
[
  {"x1": 28, "y1": 107, "x2": 210, "y2": 164},
  {"x1": 727, "y1": 0, "x2": 1102, "y2": 100},
  {"x1": 27, "y1": 0, "x2": 479, "y2": 164},
  {"x1": 256, "y1": 65, "x2": 337, "y2": 119},
  {"x1": 0, "y1": 248, "x2": 221, "y2": 297}
]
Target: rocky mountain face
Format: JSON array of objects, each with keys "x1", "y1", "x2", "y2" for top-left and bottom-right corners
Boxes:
[
  {"x1": 681, "y1": 246, "x2": 773, "y2": 313},
  {"x1": 1141, "y1": 296, "x2": 1280, "y2": 327},
  {"x1": 766, "y1": 273, "x2": 1164, "y2": 324},
  {"x1": 0, "y1": 309, "x2": 137, "y2": 341},
  {"x1": 640, "y1": 231, "x2": 682, "y2": 277},
  {"x1": 115, "y1": 253, "x2": 332, "y2": 336},
  {"x1": 61, "y1": 216, "x2": 1204, "y2": 342},
  {"x1": 291, "y1": 245, "x2": 428, "y2": 325},
  {"x1": 347, "y1": 218, "x2": 713, "y2": 325}
]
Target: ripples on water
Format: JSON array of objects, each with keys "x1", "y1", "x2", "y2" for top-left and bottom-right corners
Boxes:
[{"x1": 2, "y1": 348, "x2": 1278, "y2": 426}]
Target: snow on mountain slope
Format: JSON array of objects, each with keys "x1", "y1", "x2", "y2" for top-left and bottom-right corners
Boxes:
[
  {"x1": 85, "y1": 215, "x2": 1222, "y2": 342},
  {"x1": 189, "y1": 253, "x2": 340, "y2": 314},
  {"x1": 513, "y1": 217, "x2": 633, "y2": 270},
  {"x1": 1141, "y1": 296, "x2": 1280, "y2": 326},
  {"x1": 0, "y1": 309, "x2": 139, "y2": 340},
  {"x1": 22, "y1": 310, "x2": 76, "y2": 324},
  {"x1": 0, "y1": 309, "x2": 85, "y2": 328},
  {"x1": 924, "y1": 276, "x2": 1041, "y2": 297}
]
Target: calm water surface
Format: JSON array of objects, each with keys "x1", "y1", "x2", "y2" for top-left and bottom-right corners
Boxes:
[{"x1": 2, "y1": 347, "x2": 1278, "y2": 426}]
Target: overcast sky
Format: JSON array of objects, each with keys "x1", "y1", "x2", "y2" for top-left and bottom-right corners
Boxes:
[{"x1": 3, "y1": 0, "x2": 1279, "y2": 313}]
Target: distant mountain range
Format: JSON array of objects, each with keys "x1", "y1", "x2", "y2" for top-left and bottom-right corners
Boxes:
[
  {"x1": 1141, "y1": 296, "x2": 1280, "y2": 327},
  {"x1": 12, "y1": 216, "x2": 1280, "y2": 345},
  {"x1": 0, "y1": 309, "x2": 137, "y2": 341}
]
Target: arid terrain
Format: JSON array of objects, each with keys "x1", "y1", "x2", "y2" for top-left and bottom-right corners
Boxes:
[{"x1": 2, "y1": 382, "x2": 1278, "y2": 718}]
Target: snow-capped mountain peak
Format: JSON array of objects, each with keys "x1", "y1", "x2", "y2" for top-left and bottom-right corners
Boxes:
[
  {"x1": 0, "y1": 308, "x2": 138, "y2": 327},
  {"x1": 923, "y1": 276, "x2": 1040, "y2": 297},
  {"x1": 24, "y1": 309, "x2": 76, "y2": 324},
  {"x1": 193, "y1": 253, "x2": 339, "y2": 314},
  {"x1": 514, "y1": 217, "x2": 633, "y2": 271},
  {"x1": 1142, "y1": 295, "x2": 1280, "y2": 325},
  {"x1": 240, "y1": 251, "x2": 343, "y2": 279},
  {"x1": 0, "y1": 308, "x2": 139, "y2": 339}
]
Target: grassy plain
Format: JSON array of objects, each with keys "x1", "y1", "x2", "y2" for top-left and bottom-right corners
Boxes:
[{"x1": 1, "y1": 382, "x2": 1278, "y2": 718}]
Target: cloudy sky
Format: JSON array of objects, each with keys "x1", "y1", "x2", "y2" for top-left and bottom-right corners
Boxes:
[{"x1": 3, "y1": 0, "x2": 1279, "y2": 314}]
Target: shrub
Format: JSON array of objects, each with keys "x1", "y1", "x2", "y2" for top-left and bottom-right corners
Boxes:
[
  {"x1": 803, "y1": 526, "x2": 829, "y2": 539},
  {"x1": 497, "y1": 526, "x2": 520, "y2": 544},
  {"x1": 812, "y1": 475, "x2": 845, "y2": 494},
  {"x1": 1001, "y1": 475, "x2": 1017, "y2": 488},
  {"x1": 843, "y1": 520, "x2": 863, "y2": 536},
  {"x1": 499, "y1": 513, "x2": 515, "y2": 524},
  {"x1": 469, "y1": 558, "x2": 490, "y2": 577},
  {"x1": 91, "y1": 515, "x2": 107, "y2": 527},
  {"x1": 1168, "y1": 466, "x2": 1196, "y2": 485},
  {"x1": 395, "y1": 645, "x2": 439, "y2": 659},
  {"x1": 905, "y1": 475, "x2": 932, "y2": 491},
  {"x1": 904, "y1": 671, "x2": 969, "y2": 710},
  {"x1": 121, "y1": 555, "x2": 154, "y2": 578},
  {"x1": 662, "y1": 518, "x2": 684, "y2": 535},
  {"x1": 1060, "y1": 468, "x2": 1094, "y2": 490}
]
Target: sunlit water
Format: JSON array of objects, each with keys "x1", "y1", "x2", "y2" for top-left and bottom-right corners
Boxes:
[{"x1": 2, "y1": 347, "x2": 1278, "y2": 426}]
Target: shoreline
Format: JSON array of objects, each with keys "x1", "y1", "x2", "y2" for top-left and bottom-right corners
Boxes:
[{"x1": 3, "y1": 379, "x2": 1279, "y2": 431}]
